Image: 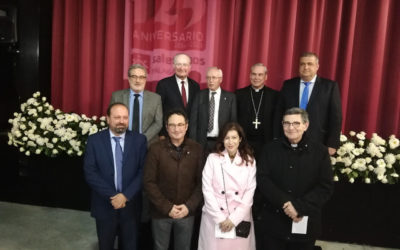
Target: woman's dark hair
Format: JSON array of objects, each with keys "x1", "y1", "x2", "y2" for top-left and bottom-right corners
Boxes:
[{"x1": 215, "y1": 122, "x2": 254, "y2": 166}]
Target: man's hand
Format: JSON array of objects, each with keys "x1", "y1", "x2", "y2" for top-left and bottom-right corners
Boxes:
[
  {"x1": 283, "y1": 201, "x2": 299, "y2": 220},
  {"x1": 328, "y1": 147, "x2": 336, "y2": 156},
  {"x1": 110, "y1": 193, "x2": 127, "y2": 209},
  {"x1": 174, "y1": 204, "x2": 189, "y2": 219},
  {"x1": 219, "y1": 218, "x2": 235, "y2": 232},
  {"x1": 168, "y1": 204, "x2": 189, "y2": 219}
]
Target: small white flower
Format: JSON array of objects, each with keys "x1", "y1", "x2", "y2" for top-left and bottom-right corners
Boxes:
[
  {"x1": 333, "y1": 176, "x2": 339, "y2": 181},
  {"x1": 330, "y1": 157, "x2": 337, "y2": 165},
  {"x1": 356, "y1": 133, "x2": 365, "y2": 140},
  {"x1": 368, "y1": 165, "x2": 374, "y2": 171},
  {"x1": 25, "y1": 151, "x2": 30, "y2": 156},
  {"x1": 388, "y1": 137, "x2": 399, "y2": 149},
  {"x1": 52, "y1": 149, "x2": 58, "y2": 155},
  {"x1": 391, "y1": 173, "x2": 399, "y2": 178},
  {"x1": 42, "y1": 96, "x2": 47, "y2": 101},
  {"x1": 349, "y1": 131, "x2": 356, "y2": 136},
  {"x1": 384, "y1": 153, "x2": 396, "y2": 165},
  {"x1": 365, "y1": 157, "x2": 372, "y2": 163},
  {"x1": 52, "y1": 138, "x2": 58, "y2": 143},
  {"x1": 349, "y1": 178, "x2": 355, "y2": 183},
  {"x1": 381, "y1": 176, "x2": 388, "y2": 184},
  {"x1": 396, "y1": 154, "x2": 400, "y2": 160},
  {"x1": 19, "y1": 147, "x2": 25, "y2": 152},
  {"x1": 358, "y1": 140, "x2": 364, "y2": 147},
  {"x1": 340, "y1": 134, "x2": 347, "y2": 142},
  {"x1": 77, "y1": 151, "x2": 83, "y2": 156},
  {"x1": 336, "y1": 147, "x2": 346, "y2": 156},
  {"x1": 376, "y1": 159, "x2": 386, "y2": 168},
  {"x1": 35, "y1": 149, "x2": 41, "y2": 154},
  {"x1": 365, "y1": 178, "x2": 371, "y2": 184}
]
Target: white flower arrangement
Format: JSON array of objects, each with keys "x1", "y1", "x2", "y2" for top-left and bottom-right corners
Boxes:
[
  {"x1": 8, "y1": 92, "x2": 108, "y2": 157},
  {"x1": 332, "y1": 131, "x2": 400, "y2": 184}
]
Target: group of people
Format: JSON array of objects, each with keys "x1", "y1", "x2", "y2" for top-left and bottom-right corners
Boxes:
[{"x1": 83, "y1": 52, "x2": 342, "y2": 250}]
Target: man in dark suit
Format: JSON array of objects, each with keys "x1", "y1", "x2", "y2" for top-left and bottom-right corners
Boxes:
[
  {"x1": 84, "y1": 103, "x2": 147, "y2": 250},
  {"x1": 274, "y1": 52, "x2": 342, "y2": 155},
  {"x1": 156, "y1": 53, "x2": 200, "y2": 138},
  {"x1": 189, "y1": 67, "x2": 237, "y2": 153},
  {"x1": 235, "y1": 63, "x2": 278, "y2": 158}
]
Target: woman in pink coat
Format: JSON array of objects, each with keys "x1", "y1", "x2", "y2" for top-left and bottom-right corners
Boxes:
[{"x1": 198, "y1": 122, "x2": 256, "y2": 250}]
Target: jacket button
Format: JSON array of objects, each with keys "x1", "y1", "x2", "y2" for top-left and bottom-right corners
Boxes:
[
  {"x1": 235, "y1": 191, "x2": 239, "y2": 195},
  {"x1": 288, "y1": 190, "x2": 292, "y2": 193},
  {"x1": 221, "y1": 191, "x2": 225, "y2": 194},
  {"x1": 289, "y1": 165, "x2": 293, "y2": 169}
]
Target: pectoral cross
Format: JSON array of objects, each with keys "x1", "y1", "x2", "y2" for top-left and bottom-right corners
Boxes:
[{"x1": 252, "y1": 117, "x2": 261, "y2": 129}]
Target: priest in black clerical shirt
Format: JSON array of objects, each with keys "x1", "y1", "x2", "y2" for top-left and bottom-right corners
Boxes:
[
  {"x1": 235, "y1": 63, "x2": 278, "y2": 250},
  {"x1": 235, "y1": 63, "x2": 278, "y2": 158}
]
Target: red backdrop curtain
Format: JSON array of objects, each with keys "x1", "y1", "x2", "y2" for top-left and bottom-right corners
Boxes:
[{"x1": 51, "y1": 0, "x2": 400, "y2": 137}]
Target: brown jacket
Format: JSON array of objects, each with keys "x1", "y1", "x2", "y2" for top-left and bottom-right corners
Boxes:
[{"x1": 144, "y1": 138, "x2": 204, "y2": 218}]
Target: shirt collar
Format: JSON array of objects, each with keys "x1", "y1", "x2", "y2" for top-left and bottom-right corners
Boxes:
[
  {"x1": 209, "y1": 87, "x2": 221, "y2": 96},
  {"x1": 175, "y1": 75, "x2": 188, "y2": 84},
  {"x1": 109, "y1": 129, "x2": 126, "y2": 140},
  {"x1": 129, "y1": 89, "x2": 143, "y2": 97},
  {"x1": 301, "y1": 75, "x2": 317, "y2": 84}
]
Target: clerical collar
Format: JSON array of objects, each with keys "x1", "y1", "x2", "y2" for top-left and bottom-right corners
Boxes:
[
  {"x1": 291, "y1": 144, "x2": 298, "y2": 148},
  {"x1": 251, "y1": 86, "x2": 264, "y2": 92}
]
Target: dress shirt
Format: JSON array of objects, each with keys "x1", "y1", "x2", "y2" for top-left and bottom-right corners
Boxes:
[
  {"x1": 175, "y1": 75, "x2": 189, "y2": 103},
  {"x1": 109, "y1": 130, "x2": 126, "y2": 190},
  {"x1": 207, "y1": 87, "x2": 221, "y2": 137},
  {"x1": 299, "y1": 75, "x2": 317, "y2": 106},
  {"x1": 129, "y1": 89, "x2": 143, "y2": 132}
]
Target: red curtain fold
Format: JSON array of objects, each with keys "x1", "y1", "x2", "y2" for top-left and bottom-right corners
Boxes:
[{"x1": 51, "y1": 0, "x2": 400, "y2": 137}]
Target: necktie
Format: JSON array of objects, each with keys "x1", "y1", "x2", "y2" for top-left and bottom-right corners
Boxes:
[
  {"x1": 132, "y1": 94, "x2": 140, "y2": 132},
  {"x1": 112, "y1": 137, "x2": 123, "y2": 192},
  {"x1": 208, "y1": 91, "x2": 217, "y2": 132},
  {"x1": 300, "y1": 82, "x2": 310, "y2": 110},
  {"x1": 181, "y1": 81, "x2": 187, "y2": 107}
]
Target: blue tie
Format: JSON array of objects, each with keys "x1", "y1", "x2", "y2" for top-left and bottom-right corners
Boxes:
[
  {"x1": 112, "y1": 137, "x2": 123, "y2": 192},
  {"x1": 300, "y1": 82, "x2": 310, "y2": 110}
]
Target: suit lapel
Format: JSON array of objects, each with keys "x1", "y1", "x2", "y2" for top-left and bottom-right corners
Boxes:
[
  {"x1": 123, "y1": 132, "x2": 134, "y2": 167},
  {"x1": 307, "y1": 76, "x2": 321, "y2": 108},
  {"x1": 172, "y1": 76, "x2": 184, "y2": 106},
  {"x1": 218, "y1": 90, "x2": 227, "y2": 124},
  {"x1": 101, "y1": 130, "x2": 114, "y2": 168},
  {"x1": 142, "y1": 91, "x2": 150, "y2": 130}
]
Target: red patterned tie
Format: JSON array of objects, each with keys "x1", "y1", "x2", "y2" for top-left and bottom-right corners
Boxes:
[{"x1": 181, "y1": 81, "x2": 187, "y2": 107}]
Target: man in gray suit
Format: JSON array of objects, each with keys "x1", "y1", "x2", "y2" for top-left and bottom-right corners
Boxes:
[
  {"x1": 110, "y1": 64, "x2": 163, "y2": 145},
  {"x1": 189, "y1": 67, "x2": 237, "y2": 153}
]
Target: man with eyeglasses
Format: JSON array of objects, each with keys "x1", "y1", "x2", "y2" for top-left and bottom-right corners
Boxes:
[
  {"x1": 144, "y1": 109, "x2": 204, "y2": 250},
  {"x1": 110, "y1": 64, "x2": 162, "y2": 145},
  {"x1": 189, "y1": 67, "x2": 237, "y2": 154},
  {"x1": 156, "y1": 53, "x2": 200, "y2": 139},
  {"x1": 274, "y1": 52, "x2": 342, "y2": 156},
  {"x1": 257, "y1": 107, "x2": 334, "y2": 250}
]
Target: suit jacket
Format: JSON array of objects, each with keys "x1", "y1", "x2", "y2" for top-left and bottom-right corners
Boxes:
[
  {"x1": 257, "y1": 136, "x2": 333, "y2": 240},
  {"x1": 84, "y1": 129, "x2": 147, "y2": 220},
  {"x1": 110, "y1": 89, "x2": 163, "y2": 145},
  {"x1": 156, "y1": 75, "x2": 200, "y2": 135},
  {"x1": 235, "y1": 85, "x2": 278, "y2": 143},
  {"x1": 274, "y1": 76, "x2": 342, "y2": 148},
  {"x1": 189, "y1": 89, "x2": 237, "y2": 147}
]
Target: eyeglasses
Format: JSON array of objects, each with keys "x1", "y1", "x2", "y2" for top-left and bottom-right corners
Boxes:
[
  {"x1": 282, "y1": 121, "x2": 302, "y2": 128},
  {"x1": 129, "y1": 75, "x2": 147, "y2": 80},
  {"x1": 206, "y1": 76, "x2": 222, "y2": 81},
  {"x1": 167, "y1": 123, "x2": 186, "y2": 129}
]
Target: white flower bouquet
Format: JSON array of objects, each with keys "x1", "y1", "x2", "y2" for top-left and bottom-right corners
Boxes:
[
  {"x1": 332, "y1": 131, "x2": 400, "y2": 184},
  {"x1": 8, "y1": 92, "x2": 108, "y2": 157}
]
